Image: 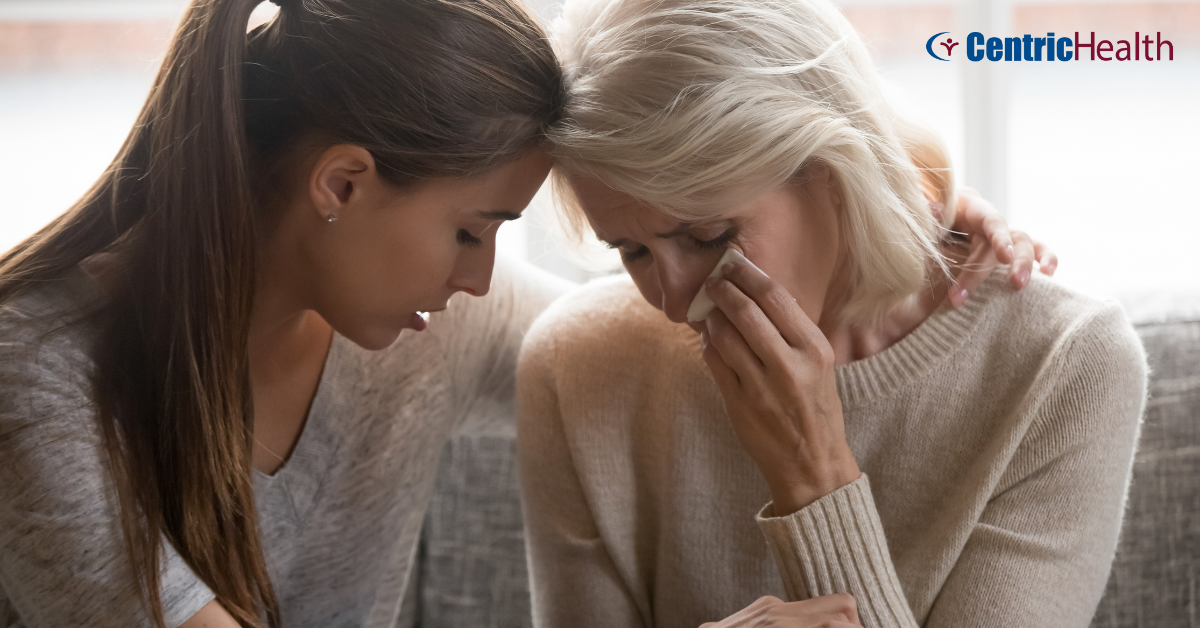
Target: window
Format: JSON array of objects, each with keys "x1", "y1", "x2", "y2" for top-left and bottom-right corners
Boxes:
[{"x1": 1, "y1": 0, "x2": 1194, "y2": 301}]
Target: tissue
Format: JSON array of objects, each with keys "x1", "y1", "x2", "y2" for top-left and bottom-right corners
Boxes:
[{"x1": 686, "y1": 248, "x2": 768, "y2": 322}]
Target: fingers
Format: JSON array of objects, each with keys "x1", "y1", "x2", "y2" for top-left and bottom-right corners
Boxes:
[
  {"x1": 1033, "y1": 240, "x2": 1058, "y2": 276},
  {"x1": 705, "y1": 275, "x2": 787, "y2": 362},
  {"x1": 949, "y1": 234, "x2": 997, "y2": 308},
  {"x1": 708, "y1": 595, "x2": 862, "y2": 628},
  {"x1": 703, "y1": 309, "x2": 762, "y2": 391},
  {"x1": 799, "y1": 593, "x2": 859, "y2": 625},
  {"x1": 714, "y1": 257, "x2": 817, "y2": 350},
  {"x1": 759, "y1": 593, "x2": 861, "y2": 627},
  {"x1": 953, "y1": 187, "x2": 1014, "y2": 264},
  {"x1": 1008, "y1": 230, "x2": 1036, "y2": 290}
]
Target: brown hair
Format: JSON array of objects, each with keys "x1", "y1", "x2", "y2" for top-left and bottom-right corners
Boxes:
[{"x1": 0, "y1": 0, "x2": 561, "y2": 625}]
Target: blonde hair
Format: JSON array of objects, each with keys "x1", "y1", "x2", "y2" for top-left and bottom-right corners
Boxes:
[{"x1": 549, "y1": 0, "x2": 955, "y2": 325}]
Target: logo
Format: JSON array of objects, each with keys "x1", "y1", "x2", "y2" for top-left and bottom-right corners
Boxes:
[
  {"x1": 926, "y1": 31, "x2": 1175, "y2": 62},
  {"x1": 926, "y1": 32, "x2": 959, "y2": 61}
]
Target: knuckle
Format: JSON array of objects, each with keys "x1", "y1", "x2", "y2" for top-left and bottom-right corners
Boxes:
[
  {"x1": 813, "y1": 342, "x2": 836, "y2": 370},
  {"x1": 731, "y1": 297, "x2": 756, "y2": 321},
  {"x1": 757, "y1": 595, "x2": 783, "y2": 607},
  {"x1": 766, "y1": 285, "x2": 793, "y2": 310}
]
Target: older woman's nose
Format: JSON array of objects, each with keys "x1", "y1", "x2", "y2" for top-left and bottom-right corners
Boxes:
[{"x1": 656, "y1": 265, "x2": 699, "y2": 324}]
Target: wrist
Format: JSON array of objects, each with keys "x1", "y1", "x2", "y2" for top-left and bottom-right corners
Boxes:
[{"x1": 766, "y1": 462, "x2": 861, "y2": 517}]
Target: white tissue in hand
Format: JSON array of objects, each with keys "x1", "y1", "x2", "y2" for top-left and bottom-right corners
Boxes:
[{"x1": 686, "y1": 248, "x2": 769, "y2": 322}]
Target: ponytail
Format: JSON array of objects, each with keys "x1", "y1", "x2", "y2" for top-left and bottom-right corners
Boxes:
[{"x1": 3, "y1": 0, "x2": 279, "y2": 624}]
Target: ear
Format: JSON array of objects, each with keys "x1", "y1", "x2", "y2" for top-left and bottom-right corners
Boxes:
[
  {"x1": 308, "y1": 144, "x2": 378, "y2": 221},
  {"x1": 802, "y1": 161, "x2": 842, "y2": 212}
]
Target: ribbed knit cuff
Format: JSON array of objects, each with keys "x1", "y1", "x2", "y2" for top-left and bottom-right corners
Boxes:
[{"x1": 755, "y1": 474, "x2": 918, "y2": 628}]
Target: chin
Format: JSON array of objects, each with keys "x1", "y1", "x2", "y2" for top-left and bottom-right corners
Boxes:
[{"x1": 340, "y1": 323, "x2": 405, "y2": 352}]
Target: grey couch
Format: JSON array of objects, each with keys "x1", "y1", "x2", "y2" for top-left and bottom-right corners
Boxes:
[{"x1": 399, "y1": 314, "x2": 1200, "y2": 628}]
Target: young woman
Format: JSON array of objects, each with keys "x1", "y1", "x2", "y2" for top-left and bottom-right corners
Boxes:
[
  {"x1": 516, "y1": 1, "x2": 1146, "y2": 627},
  {"x1": 0, "y1": 0, "x2": 1047, "y2": 626},
  {"x1": 0, "y1": 0, "x2": 566, "y2": 626}
]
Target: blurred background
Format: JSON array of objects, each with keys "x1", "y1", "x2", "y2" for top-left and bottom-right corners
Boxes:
[{"x1": 1, "y1": 0, "x2": 1197, "y2": 306}]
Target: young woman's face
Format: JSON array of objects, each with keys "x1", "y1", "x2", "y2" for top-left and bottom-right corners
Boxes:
[
  {"x1": 291, "y1": 148, "x2": 553, "y2": 350},
  {"x1": 571, "y1": 170, "x2": 845, "y2": 334}
]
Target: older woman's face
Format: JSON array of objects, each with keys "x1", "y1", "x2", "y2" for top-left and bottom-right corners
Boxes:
[{"x1": 571, "y1": 169, "x2": 846, "y2": 333}]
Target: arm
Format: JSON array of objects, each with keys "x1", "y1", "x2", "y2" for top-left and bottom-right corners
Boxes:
[
  {"x1": 701, "y1": 256, "x2": 1144, "y2": 627},
  {"x1": 921, "y1": 302, "x2": 1145, "y2": 626},
  {"x1": 0, "y1": 319, "x2": 215, "y2": 627},
  {"x1": 756, "y1": 303, "x2": 1146, "y2": 628},
  {"x1": 516, "y1": 326, "x2": 647, "y2": 628}
]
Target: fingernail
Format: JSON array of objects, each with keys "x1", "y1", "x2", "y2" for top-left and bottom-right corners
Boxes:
[
  {"x1": 720, "y1": 262, "x2": 737, "y2": 277},
  {"x1": 705, "y1": 276, "x2": 720, "y2": 289},
  {"x1": 952, "y1": 286, "x2": 968, "y2": 307},
  {"x1": 700, "y1": 330, "x2": 709, "y2": 349},
  {"x1": 1021, "y1": 269, "x2": 1031, "y2": 287},
  {"x1": 1005, "y1": 244, "x2": 1015, "y2": 261}
]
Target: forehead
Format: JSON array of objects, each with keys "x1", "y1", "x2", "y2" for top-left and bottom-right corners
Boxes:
[
  {"x1": 424, "y1": 149, "x2": 552, "y2": 211},
  {"x1": 568, "y1": 175, "x2": 678, "y2": 239}
]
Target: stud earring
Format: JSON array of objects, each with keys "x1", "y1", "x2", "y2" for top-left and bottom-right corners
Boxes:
[{"x1": 325, "y1": 213, "x2": 338, "y2": 223}]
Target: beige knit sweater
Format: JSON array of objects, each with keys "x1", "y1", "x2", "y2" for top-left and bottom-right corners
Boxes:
[{"x1": 516, "y1": 268, "x2": 1147, "y2": 628}]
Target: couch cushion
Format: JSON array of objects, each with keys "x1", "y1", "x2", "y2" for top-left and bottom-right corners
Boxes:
[
  {"x1": 400, "y1": 435, "x2": 532, "y2": 628},
  {"x1": 1091, "y1": 320, "x2": 1200, "y2": 628}
]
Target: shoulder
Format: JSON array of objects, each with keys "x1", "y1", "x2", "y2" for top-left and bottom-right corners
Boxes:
[
  {"x1": 520, "y1": 273, "x2": 692, "y2": 374},
  {"x1": 982, "y1": 268, "x2": 1145, "y2": 371},
  {"x1": 974, "y1": 268, "x2": 1147, "y2": 427},
  {"x1": 0, "y1": 274, "x2": 104, "y2": 485},
  {"x1": 0, "y1": 278, "x2": 112, "y2": 530},
  {"x1": 0, "y1": 275, "x2": 100, "y2": 407}
]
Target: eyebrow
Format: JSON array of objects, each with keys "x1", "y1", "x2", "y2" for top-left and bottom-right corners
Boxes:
[
  {"x1": 477, "y1": 210, "x2": 524, "y2": 221},
  {"x1": 601, "y1": 222, "x2": 693, "y2": 249}
]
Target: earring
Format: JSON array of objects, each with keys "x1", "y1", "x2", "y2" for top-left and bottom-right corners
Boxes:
[{"x1": 325, "y1": 213, "x2": 338, "y2": 223}]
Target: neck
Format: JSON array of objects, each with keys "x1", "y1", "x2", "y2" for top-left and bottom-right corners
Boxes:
[
  {"x1": 820, "y1": 267, "x2": 952, "y2": 367},
  {"x1": 248, "y1": 242, "x2": 332, "y2": 385}
]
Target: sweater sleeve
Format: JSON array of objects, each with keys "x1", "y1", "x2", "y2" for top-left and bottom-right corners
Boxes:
[
  {"x1": 447, "y1": 255, "x2": 574, "y2": 437},
  {"x1": 755, "y1": 301, "x2": 1147, "y2": 628},
  {"x1": 755, "y1": 475, "x2": 919, "y2": 628},
  {"x1": 0, "y1": 308, "x2": 214, "y2": 628},
  {"x1": 516, "y1": 321, "x2": 647, "y2": 628}
]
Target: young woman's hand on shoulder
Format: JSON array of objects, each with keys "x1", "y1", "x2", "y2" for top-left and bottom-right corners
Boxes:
[{"x1": 946, "y1": 187, "x2": 1058, "y2": 308}]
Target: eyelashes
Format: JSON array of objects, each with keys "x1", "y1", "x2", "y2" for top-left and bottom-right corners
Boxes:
[
  {"x1": 612, "y1": 228, "x2": 739, "y2": 264},
  {"x1": 693, "y1": 228, "x2": 737, "y2": 251},
  {"x1": 457, "y1": 229, "x2": 484, "y2": 249},
  {"x1": 620, "y1": 246, "x2": 650, "y2": 263}
]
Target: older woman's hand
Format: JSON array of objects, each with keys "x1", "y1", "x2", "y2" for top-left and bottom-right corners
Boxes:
[
  {"x1": 946, "y1": 187, "x2": 1058, "y2": 308},
  {"x1": 699, "y1": 594, "x2": 861, "y2": 628},
  {"x1": 699, "y1": 257, "x2": 859, "y2": 516}
]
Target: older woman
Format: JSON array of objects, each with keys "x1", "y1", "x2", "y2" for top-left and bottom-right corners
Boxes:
[{"x1": 516, "y1": 1, "x2": 1147, "y2": 627}]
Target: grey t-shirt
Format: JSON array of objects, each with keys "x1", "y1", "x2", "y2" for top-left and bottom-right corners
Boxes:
[{"x1": 0, "y1": 257, "x2": 571, "y2": 628}]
